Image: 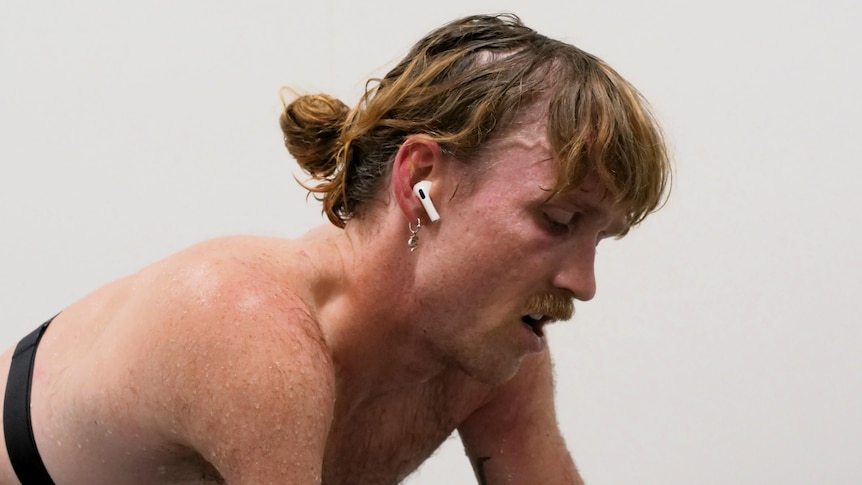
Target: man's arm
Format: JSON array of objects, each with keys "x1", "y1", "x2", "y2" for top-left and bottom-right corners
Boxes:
[
  {"x1": 458, "y1": 349, "x2": 584, "y2": 485},
  {"x1": 172, "y1": 312, "x2": 334, "y2": 484},
  {"x1": 142, "y1": 255, "x2": 336, "y2": 484}
]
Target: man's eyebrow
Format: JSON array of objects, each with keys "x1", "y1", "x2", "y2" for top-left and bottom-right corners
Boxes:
[
  {"x1": 588, "y1": 203, "x2": 630, "y2": 237},
  {"x1": 552, "y1": 196, "x2": 629, "y2": 236}
]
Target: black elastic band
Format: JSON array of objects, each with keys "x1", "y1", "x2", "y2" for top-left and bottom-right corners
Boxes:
[{"x1": 4, "y1": 318, "x2": 57, "y2": 485}]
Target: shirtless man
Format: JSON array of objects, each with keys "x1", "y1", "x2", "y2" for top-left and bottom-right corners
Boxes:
[{"x1": 0, "y1": 14, "x2": 670, "y2": 485}]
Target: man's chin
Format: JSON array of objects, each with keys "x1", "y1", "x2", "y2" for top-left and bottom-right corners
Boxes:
[{"x1": 459, "y1": 355, "x2": 525, "y2": 387}]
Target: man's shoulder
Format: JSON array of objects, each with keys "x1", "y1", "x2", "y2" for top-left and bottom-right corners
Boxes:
[
  {"x1": 126, "y1": 235, "x2": 332, "y2": 387},
  {"x1": 108, "y1": 237, "x2": 327, "y2": 421},
  {"x1": 148, "y1": 235, "x2": 333, "y2": 373},
  {"x1": 23, "y1": 236, "x2": 335, "y2": 482},
  {"x1": 148, "y1": 236, "x2": 321, "y2": 320},
  {"x1": 124, "y1": 237, "x2": 335, "y2": 476}
]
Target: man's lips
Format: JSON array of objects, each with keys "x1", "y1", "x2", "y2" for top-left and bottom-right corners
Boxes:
[{"x1": 521, "y1": 314, "x2": 549, "y2": 337}]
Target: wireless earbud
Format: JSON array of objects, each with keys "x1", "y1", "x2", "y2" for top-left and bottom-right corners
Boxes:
[{"x1": 412, "y1": 180, "x2": 440, "y2": 222}]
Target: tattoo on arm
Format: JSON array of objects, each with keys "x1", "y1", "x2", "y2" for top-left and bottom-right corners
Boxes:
[{"x1": 475, "y1": 456, "x2": 491, "y2": 485}]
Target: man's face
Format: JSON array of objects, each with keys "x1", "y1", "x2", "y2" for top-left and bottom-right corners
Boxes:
[{"x1": 415, "y1": 109, "x2": 627, "y2": 385}]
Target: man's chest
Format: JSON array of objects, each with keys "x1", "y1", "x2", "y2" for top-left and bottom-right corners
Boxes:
[{"x1": 322, "y1": 373, "x2": 491, "y2": 485}]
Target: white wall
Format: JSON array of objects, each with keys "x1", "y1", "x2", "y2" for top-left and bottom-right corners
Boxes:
[{"x1": 2, "y1": 1, "x2": 860, "y2": 484}]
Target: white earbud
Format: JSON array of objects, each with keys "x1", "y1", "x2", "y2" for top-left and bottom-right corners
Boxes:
[{"x1": 412, "y1": 180, "x2": 440, "y2": 222}]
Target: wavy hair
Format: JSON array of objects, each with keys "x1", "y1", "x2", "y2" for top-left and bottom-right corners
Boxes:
[{"x1": 280, "y1": 14, "x2": 670, "y2": 228}]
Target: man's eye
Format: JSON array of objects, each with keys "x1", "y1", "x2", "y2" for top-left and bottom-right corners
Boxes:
[
  {"x1": 542, "y1": 208, "x2": 576, "y2": 234},
  {"x1": 543, "y1": 214, "x2": 569, "y2": 234}
]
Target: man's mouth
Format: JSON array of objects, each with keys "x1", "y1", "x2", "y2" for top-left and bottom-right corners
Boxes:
[{"x1": 521, "y1": 313, "x2": 547, "y2": 337}]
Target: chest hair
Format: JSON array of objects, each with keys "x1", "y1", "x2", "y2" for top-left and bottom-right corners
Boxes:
[{"x1": 322, "y1": 373, "x2": 489, "y2": 485}]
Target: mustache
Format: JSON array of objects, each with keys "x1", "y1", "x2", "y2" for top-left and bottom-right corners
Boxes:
[{"x1": 524, "y1": 292, "x2": 575, "y2": 322}]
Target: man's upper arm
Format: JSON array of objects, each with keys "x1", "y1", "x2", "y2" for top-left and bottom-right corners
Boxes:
[
  {"x1": 458, "y1": 349, "x2": 583, "y2": 485},
  {"x1": 148, "y1": 267, "x2": 335, "y2": 484}
]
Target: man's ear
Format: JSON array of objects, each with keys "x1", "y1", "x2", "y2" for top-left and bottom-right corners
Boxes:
[{"x1": 392, "y1": 136, "x2": 443, "y2": 223}]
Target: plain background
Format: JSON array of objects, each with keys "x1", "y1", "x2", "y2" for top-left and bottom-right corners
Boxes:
[{"x1": 1, "y1": 1, "x2": 860, "y2": 483}]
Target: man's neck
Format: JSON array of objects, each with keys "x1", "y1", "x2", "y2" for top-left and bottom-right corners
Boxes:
[{"x1": 297, "y1": 219, "x2": 449, "y2": 410}]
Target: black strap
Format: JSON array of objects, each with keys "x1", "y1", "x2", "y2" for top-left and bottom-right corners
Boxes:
[{"x1": 4, "y1": 318, "x2": 57, "y2": 485}]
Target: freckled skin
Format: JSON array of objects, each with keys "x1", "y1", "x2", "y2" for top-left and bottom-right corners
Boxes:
[{"x1": 0, "y1": 116, "x2": 617, "y2": 484}]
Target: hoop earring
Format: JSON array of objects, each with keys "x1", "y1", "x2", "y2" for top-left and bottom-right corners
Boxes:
[{"x1": 407, "y1": 218, "x2": 421, "y2": 252}]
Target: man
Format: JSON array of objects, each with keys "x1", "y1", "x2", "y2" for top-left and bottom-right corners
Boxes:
[{"x1": 0, "y1": 14, "x2": 669, "y2": 485}]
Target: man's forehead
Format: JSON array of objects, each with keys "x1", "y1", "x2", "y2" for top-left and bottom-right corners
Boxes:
[
  {"x1": 479, "y1": 98, "x2": 551, "y2": 157},
  {"x1": 489, "y1": 122, "x2": 550, "y2": 158}
]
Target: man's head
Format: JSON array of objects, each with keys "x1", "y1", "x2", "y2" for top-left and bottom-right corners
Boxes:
[
  {"x1": 281, "y1": 14, "x2": 671, "y2": 384},
  {"x1": 282, "y1": 13, "x2": 670, "y2": 230}
]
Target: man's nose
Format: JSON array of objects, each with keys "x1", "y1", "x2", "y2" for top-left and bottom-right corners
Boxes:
[{"x1": 552, "y1": 243, "x2": 597, "y2": 302}]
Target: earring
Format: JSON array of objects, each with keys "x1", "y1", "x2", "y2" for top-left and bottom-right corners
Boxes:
[{"x1": 407, "y1": 218, "x2": 421, "y2": 252}]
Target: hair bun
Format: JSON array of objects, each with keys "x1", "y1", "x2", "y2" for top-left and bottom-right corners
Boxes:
[{"x1": 280, "y1": 94, "x2": 349, "y2": 178}]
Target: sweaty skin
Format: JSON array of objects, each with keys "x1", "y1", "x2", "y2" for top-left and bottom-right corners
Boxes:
[
  {"x1": 0, "y1": 115, "x2": 619, "y2": 484},
  {"x1": 0, "y1": 237, "x2": 575, "y2": 485}
]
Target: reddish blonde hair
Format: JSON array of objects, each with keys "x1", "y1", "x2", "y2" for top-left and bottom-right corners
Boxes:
[{"x1": 281, "y1": 14, "x2": 670, "y2": 228}]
